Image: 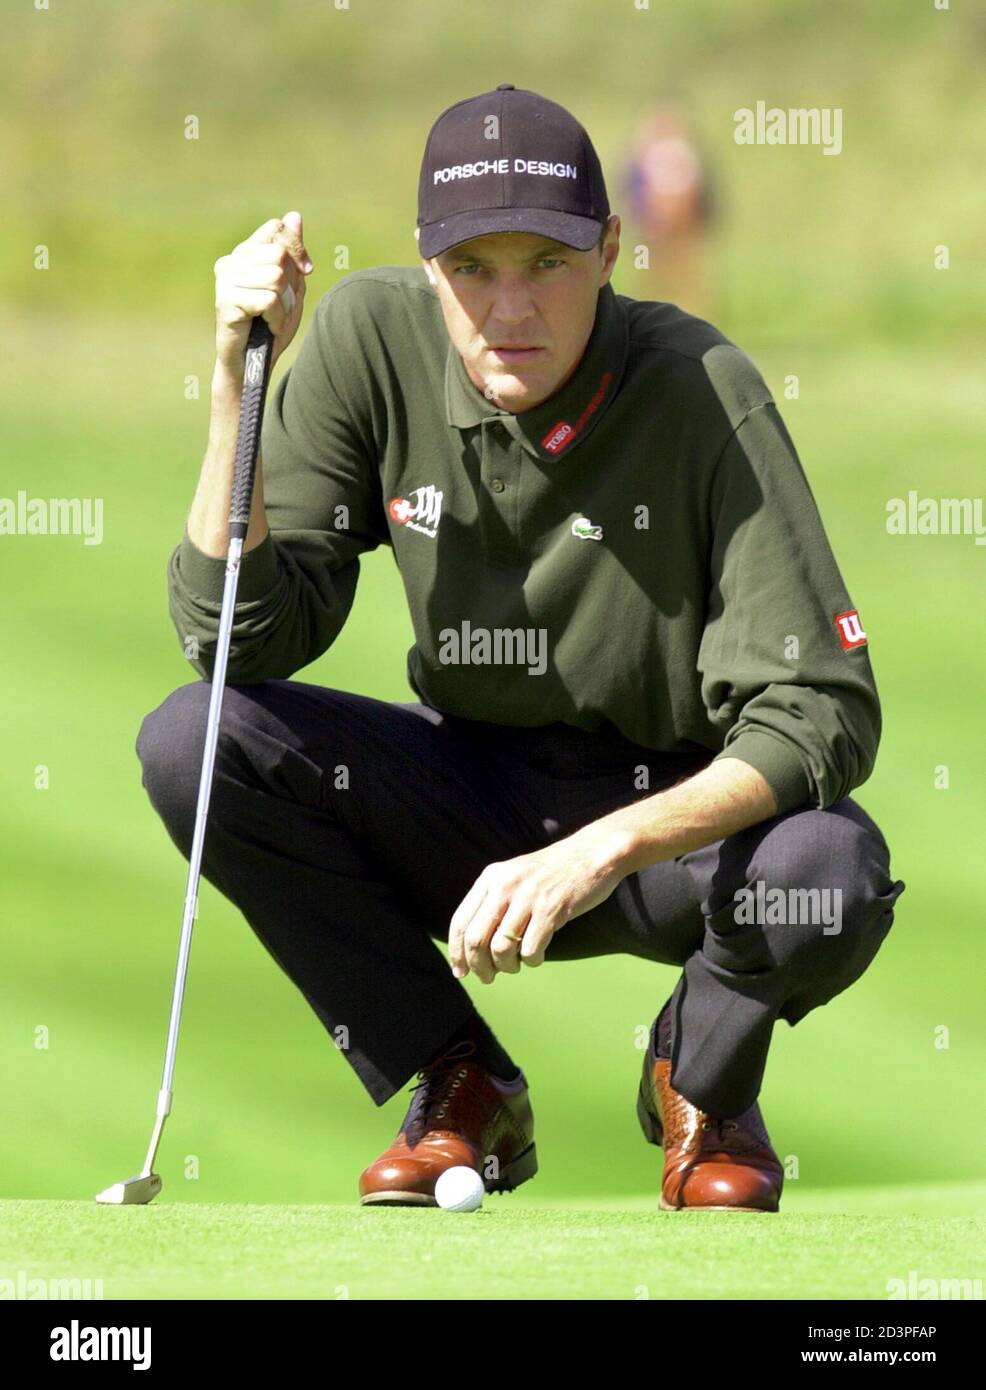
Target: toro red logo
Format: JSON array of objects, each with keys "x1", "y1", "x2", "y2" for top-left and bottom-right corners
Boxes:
[
  {"x1": 540, "y1": 370, "x2": 614, "y2": 456},
  {"x1": 834, "y1": 609, "x2": 867, "y2": 650},
  {"x1": 542, "y1": 421, "x2": 574, "y2": 455}
]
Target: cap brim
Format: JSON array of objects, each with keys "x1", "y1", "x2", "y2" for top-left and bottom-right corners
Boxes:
[{"x1": 417, "y1": 207, "x2": 603, "y2": 258}]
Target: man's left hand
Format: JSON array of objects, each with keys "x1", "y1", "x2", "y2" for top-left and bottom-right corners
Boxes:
[{"x1": 447, "y1": 827, "x2": 630, "y2": 984}]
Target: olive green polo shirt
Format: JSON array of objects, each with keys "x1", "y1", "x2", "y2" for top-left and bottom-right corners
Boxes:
[{"x1": 168, "y1": 266, "x2": 882, "y2": 815}]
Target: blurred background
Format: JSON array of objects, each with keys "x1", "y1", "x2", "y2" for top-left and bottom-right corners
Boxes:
[{"x1": 2, "y1": 0, "x2": 984, "y2": 1205}]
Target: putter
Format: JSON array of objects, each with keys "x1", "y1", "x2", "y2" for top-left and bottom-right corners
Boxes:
[{"x1": 96, "y1": 316, "x2": 275, "y2": 1206}]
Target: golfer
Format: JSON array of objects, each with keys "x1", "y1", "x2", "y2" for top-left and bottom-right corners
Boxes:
[{"x1": 137, "y1": 85, "x2": 906, "y2": 1211}]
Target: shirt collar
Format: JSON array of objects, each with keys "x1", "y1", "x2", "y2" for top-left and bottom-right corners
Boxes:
[{"x1": 443, "y1": 281, "x2": 629, "y2": 462}]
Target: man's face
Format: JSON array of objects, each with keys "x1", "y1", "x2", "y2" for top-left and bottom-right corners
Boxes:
[{"x1": 417, "y1": 217, "x2": 619, "y2": 413}]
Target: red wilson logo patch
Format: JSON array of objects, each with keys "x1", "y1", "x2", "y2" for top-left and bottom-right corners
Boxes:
[{"x1": 834, "y1": 610, "x2": 867, "y2": 650}]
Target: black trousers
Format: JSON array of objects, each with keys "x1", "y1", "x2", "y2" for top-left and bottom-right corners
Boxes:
[{"x1": 135, "y1": 679, "x2": 906, "y2": 1116}]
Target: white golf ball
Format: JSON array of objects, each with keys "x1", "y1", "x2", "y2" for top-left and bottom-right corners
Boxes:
[{"x1": 435, "y1": 1165, "x2": 485, "y2": 1212}]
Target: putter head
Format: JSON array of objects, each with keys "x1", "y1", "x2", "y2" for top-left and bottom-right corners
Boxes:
[{"x1": 94, "y1": 1171, "x2": 162, "y2": 1205}]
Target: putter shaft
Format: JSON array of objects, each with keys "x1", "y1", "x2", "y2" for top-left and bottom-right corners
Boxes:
[{"x1": 97, "y1": 319, "x2": 273, "y2": 1205}]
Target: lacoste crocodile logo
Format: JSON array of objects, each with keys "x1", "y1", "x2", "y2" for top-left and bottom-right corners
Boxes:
[{"x1": 572, "y1": 515, "x2": 603, "y2": 541}]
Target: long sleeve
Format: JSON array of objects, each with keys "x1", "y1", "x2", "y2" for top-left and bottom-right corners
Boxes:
[
  {"x1": 167, "y1": 291, "x2": 390, "y2": 682},
  {"x1": 698, "y1": 400, "x2": 882, "y2": 814}
]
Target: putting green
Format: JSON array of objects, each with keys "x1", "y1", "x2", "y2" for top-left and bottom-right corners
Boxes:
[{"x1": 2, "y1": 1184, "x2": 983, "y2": 1300}]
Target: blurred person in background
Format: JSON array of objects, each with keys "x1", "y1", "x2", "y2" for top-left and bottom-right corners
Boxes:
[{"x1": 621, "y1": 102, "x2": 717, "y2": 318}]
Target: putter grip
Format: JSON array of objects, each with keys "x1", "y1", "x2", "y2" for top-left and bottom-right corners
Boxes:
[{"x1": 229, "y1": 317, "x2": 275, "y2": 540}]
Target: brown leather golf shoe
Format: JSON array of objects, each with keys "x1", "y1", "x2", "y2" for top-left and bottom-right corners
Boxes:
[
  {"x1": 358, "y1": 1039, "x2": 537, "y2": 1205},
  {"x1": 637, "y1": 1037, "x2": 784, "y2": 1212}
]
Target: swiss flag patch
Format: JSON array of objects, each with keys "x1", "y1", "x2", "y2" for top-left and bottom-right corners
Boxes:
[{"x1": 834, "y1": 609, "x2": 867, "y2": 650}]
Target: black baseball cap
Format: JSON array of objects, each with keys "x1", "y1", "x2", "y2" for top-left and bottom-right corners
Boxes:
[{"x1": 417, "y1": 84, "x2": 610, "y2": 258}]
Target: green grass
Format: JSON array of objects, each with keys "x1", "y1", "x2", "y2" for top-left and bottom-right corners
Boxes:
[
  {"x1": 2, "y1": 1187, "x2": 983, "y2": 1300},
  {"x1": 2, "y1": 327, "x2": 984, "y2": 1209}
]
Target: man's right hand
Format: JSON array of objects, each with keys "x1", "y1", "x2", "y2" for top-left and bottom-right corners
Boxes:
[{"x1": 214, "y1": 211, "x2": 314, "y2": 380}]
